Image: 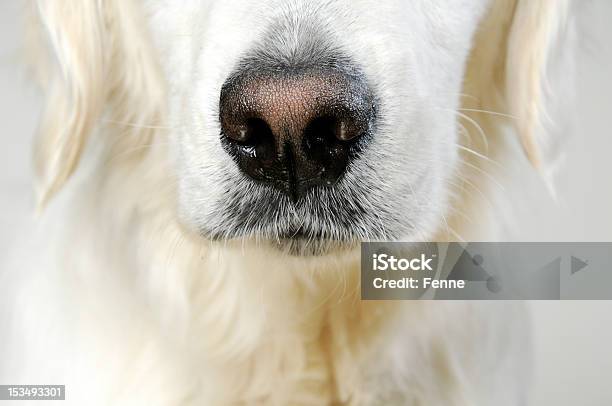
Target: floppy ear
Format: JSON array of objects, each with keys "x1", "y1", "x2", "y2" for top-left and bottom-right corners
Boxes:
[
  {"x1": 30, "y1": 0, "x2": 164, "y2": 208},
  {"x1": 464, "y1": 0, "x2": 571, "y2": 169},
  {"x1": 505, "y1": 0, "x2": 570, "y2": 169}
]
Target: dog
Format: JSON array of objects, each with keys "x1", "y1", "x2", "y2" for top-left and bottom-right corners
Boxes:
[{"x1": 0, "y1": 0, "x2": 569, "y2": 404}]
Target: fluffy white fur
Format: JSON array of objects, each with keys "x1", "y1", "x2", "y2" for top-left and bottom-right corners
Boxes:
[{"x1": 1, "y1": 0, "x2": 569, "y2": 404}]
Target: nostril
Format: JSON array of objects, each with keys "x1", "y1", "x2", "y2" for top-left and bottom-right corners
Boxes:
[
  {"x1": 303, "y1": 115, "x2": 363, "y2": 149},
  {"x1": 304, "y1": 116, "x2": 337, "y2": 149},
  {"x1": 244, "y1": 118, "x2": 274, "y2": 147},
  {"x1": 224, "y1": 117, "x2": 274, "y2": 147},
  {"x1": 302, "y1": 114, "x2": 364, "y2": 174}
]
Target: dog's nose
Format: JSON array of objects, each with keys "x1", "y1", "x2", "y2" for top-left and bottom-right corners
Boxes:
[{"x1": 219, "y1": 68, "x2": 375, "y2": 201}]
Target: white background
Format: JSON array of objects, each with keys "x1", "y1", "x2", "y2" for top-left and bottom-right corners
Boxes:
[{"x1": 1, "y1": 1, "x2": 611, "y2": 404}]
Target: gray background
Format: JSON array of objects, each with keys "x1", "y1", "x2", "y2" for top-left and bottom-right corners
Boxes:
[{"x1": 1, "y1": 1, "x2": 611, "y2": 404}]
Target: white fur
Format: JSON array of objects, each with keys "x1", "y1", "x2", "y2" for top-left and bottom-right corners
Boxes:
[{"x1": 1, "y1": 0, "x2": 569, "y2": 404}]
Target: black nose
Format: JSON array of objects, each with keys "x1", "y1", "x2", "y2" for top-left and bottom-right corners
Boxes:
[{"x1": 219, "y1": 67, "x2": 375, "y2": 201}]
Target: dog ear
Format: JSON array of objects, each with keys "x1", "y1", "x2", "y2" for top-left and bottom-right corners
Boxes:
[
  {"x1": 505, "y1": 0, "x2": 570, "y2": 169},
  {"x1": 465, "y1": 0, "x2": 571, "y2": 169},
  {"x1": 31, "y1": 0, "x2": 164, "y2": 208}
]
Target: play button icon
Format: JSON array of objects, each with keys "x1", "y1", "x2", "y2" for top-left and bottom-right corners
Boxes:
[{"x1": 571, "y1": 256, "x2": 589, "y2": 274}]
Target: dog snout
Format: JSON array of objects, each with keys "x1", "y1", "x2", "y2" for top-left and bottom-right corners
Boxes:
[{"x1": 220, "y1": 68, "x2": 375, "y2": 201}]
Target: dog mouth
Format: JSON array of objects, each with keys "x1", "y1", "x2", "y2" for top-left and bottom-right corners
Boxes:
[
  {"x1": 203, "y1": 223, "x2": 358, "y2": 256},
  {"x1": 273, "y1": 228, "x2": 359, "y2": 256},
  {"x1": 277, "y1": 226, "x2": 318, "y2": 240},
  {"x1": 199, "y1": 191, "x2": 367, "y2": 255},
  {"x1": 201, "y1": 234, "x2": 356, "y2": 256}
]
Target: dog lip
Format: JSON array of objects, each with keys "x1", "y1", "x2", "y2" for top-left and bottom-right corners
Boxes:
[
  {"x1": 198, "y1": 226, "x2": 321, "y2": 243},
  {"x1": 277, "y1": 226, "x2": 344, "y2": 242},
  {"x1": 279, "y1": 227, "x2": 309, "y2": 240}
]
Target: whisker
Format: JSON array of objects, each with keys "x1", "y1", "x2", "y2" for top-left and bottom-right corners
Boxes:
[
  {"x1": 455, "y1": 143, "x2": 502, "y2": 168},
  {"x1": 457, "y1": 123, "x2": 473, "y2": 147},
  {"x1": 457, "y1": 108, "x2": 517, "y2": 120},
  {"x1": 103, "y1": 119, "x2": 174, "y2": 131},
  {"x1": 455, "y1": 111, "x2": 489, "y2": 152}
]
